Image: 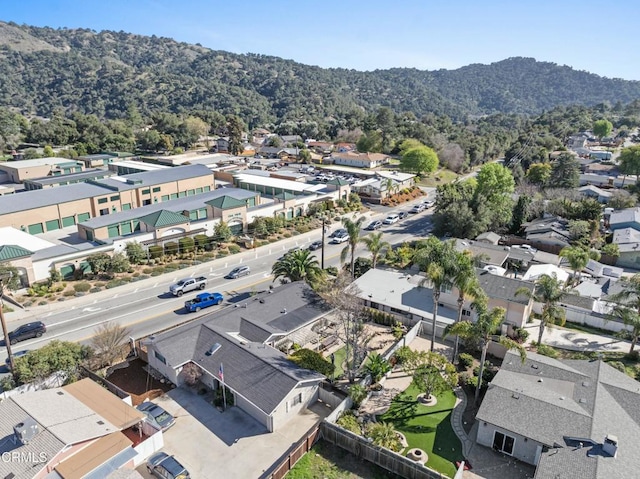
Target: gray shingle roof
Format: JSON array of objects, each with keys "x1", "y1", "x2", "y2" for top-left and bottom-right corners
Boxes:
[
  {"x1": 476, "y1": 269, "x2": 534, "y2": 304},
  {"x1": 192, "y1": 325, "x2": 322, "y2": 414},
  {"x1": 478, "y1": 350, "x2": 640, "y2": 479},
  {"x1": 239, "y1": 317, "x2": 278, "y2": 343},
  {"x1": 0, "y1": 398, "x2": 66, "y2": 479},
  {"x1": 0, "y1": 182, "x2": 107, "y2": 215},
  {"x1": 455, "y1": 239, "x2": 510, "y2": 266}
]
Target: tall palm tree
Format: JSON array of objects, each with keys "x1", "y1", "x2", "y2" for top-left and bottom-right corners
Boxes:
[
  {"x1": 340, "y1": 216, "x2": 366, "y2": 277},
  {"x1": 414, "y1": 237, "x2": 457, "y2": 352},
  {"x1": 450, "y1": 251, "x2": 486, "y2": 363},
  {"x1": 446, "y1": 306, "x2": 526, "y2": 404},
  {"x1": 608, "y1": 306, "x2": 640, "y2": 354},
  {"x1": 608, "y1": 273, "x2": 640, "y2": 353},
  {"x1": 559, "y1": 246, "x2": 590, "y2": 286},
  {"x1": 516, "y1": 274, "x2": 565, "y2": 345},
  {"x1": 360, "y1": 232, "x2": 390, "y2": 269},
  {"x1": 272, "y1": 249, "x2": 323, "y2": 284}
]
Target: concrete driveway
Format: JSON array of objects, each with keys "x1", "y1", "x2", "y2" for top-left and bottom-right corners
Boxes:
[{"x1": 136, "y1": 387, "x2": 330, "y2": 479}]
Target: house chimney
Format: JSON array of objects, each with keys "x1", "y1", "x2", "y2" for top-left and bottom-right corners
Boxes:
[
  {"x1": 14, "y1": 418, "x2": 39, "y2": 445},
  {"x1": 602, "y1": 435, "x2": 618, "y2": 458}
]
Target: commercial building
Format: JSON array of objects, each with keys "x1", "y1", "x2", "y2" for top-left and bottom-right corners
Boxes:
[{"x1": 0, "y1": 157, "x2": 84, "y2": 183}]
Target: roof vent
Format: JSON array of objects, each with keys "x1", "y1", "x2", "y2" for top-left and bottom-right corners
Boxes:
[
  {"x1": 242, "y1": 303, "x2": 247, "y2": 308},
  {"x1": 537, "y1": 378, "x2": 543, "y2": 383},
  {"x1": 559, "y1": 396, "x2": 565, "y2": 400},
  {"x1": 531, "y1": 364, "x2": 539, "y2": 370},
  {"x1": 57, "y1": 391, "x2": 64, "y2": 395},
  {"x1": 603, "y1": 435, "x2": 618, "y2": 458},
  {"x1": 282, "y1": 308, "x2": 287, "y2": 314},
  {"x1": 579, "y1": 398, "x2": 587, "y2": 404},
  {"x1": 97, "y1": 420, "x2": 104, "y2": 425},
  {"x1": 512, "y1": 393, "x2": 520, "y2": 399},
  {"x1": 582, "y1": 381, "x2": 591, "y2": 387},
  {"x1": 14, "y1": 418, "x2": 39, "y2": 445},
  {"x1": 206, "y1": 343, "x2": 221, "y2": 357},
  {"x1": 259, "y1": 299, "x2": 265, "y2": 303}
]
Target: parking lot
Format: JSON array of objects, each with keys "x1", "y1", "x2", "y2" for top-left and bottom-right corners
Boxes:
[{"x1": 136, "y1": 388, "x2": 332, "y2": 479}]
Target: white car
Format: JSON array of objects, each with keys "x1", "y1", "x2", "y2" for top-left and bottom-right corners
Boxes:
[
  {"x1": 331, "y1": 234, "x2": 349, "y2": 244},
  {"x1": 384, "y1": 214, "x2": 400, "y2": 224}
]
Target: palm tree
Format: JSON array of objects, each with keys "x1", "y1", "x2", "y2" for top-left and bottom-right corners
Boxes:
[
  {"x1": 272, "y1": 249, "x2": 323, "y2": 284},
  {"x1": 559, "y1": 246, "x2": 590, "y2": 286},
  {"x1": 340, "y1": 216, "x2": 366, "y2": 277},
  {"x1": 516, "y1": 274, "x2": 566, "y2": 345},
  {"x1": 367, "y1": 422, "x2": 402, "y2": 452},
  {"x1": 608, "y1": 306, "x2": 640, "y2": 354},
  {"x1": 608, "y1": 274, "x2": 640, "y2": 353},
  {"x1": 446, "y1": 306, "x2": 526, "y2": 404},
  {"x1": 450, "y1": 251, "x2": 486, "y2": 363},
  {"x1": 360, "y1": 232, "x2": 390, "y2": 268},
  {"x1": 414, "y1": 237, "x2": 457, "y2": 352}
]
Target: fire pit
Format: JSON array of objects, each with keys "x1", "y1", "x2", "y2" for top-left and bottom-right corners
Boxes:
[{"x1": 407, "y1": 448, "x2": 428, "y2": 464}]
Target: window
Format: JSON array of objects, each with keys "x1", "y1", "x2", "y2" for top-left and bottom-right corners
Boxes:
[
  {"x1": 196, "y1": 187, "x2": 203, "y2": 194},
  {"x1": 100, "y1": 208, "x2": 109, "y2": 216},
  {"x1": 178, "y1": 191, "x2": 186, "y2": 198},
  {"x1": 154, "y1": 350, "x2": 167, "y2": 365},
  {"x1": 161, "y1": 195, "x2": 170, "y2": 202},
  {"x1": 110, "y1": 195, "x2": 120, "y2": 201},
  {"x1": 143, "y1": 199, "x2": 151, "y2": 206},
  {"x1": 97, "y1": 197, "x2": 108, "y2": 204},
  {"x1": 28, "y1": 223, "x2": 44, "y2": 234},
  {"x1": 77, "y1": 212, "x2": 90, "y2": 222},
  {"x1": 204, "y1": 186, "x2": 211, "y2": 192},
  {"x1": 170, "y1": 193, "x2": 178, "y2": 200},
  {"x1": 142, "y1": 188, "x2": 150, "y2": 195},
  {"x1": 493, "y1": 431, "x2": 515, "y2": 455},
  {"x1": 45, "y1": 219, "x2": 60, "y2": 231},
  {"x1": 120, "y1": 222, "x2": 132, "y2": 235},
  {"x1": 107, "y1": 225, "x2": 120, "y2": 238},
  {"x1": 61, "y1": 216, "x2": 75, "y2": 227},
  {"x1": 122, "y1": 203, "x2": 132, "y2": 210},
  {"x1": 292, "y1": 393, "x2": 302, "y2": 406},
  {"x1": 152, "y1": 187, "x2": 161, "y2": 193},
  {"x1": 187, "y1": 189, "x2": 195, "y2": 196}
]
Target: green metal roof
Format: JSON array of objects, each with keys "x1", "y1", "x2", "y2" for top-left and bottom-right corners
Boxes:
[
  {"x1": 274, "y1": 192, "x2": 297, "y2": 200},
  {"x1": 327, "y1": 177, "x2": 349, "y2": 186},
  {"x1": 138, "y1": 210, "x2": 189, "y2": 228},
  {"x1": 205, "y1": 195, "x2": 246, "y2": 210},
  {"x1": 0, "y1": 245, "x2": 33, "y2": 261}
]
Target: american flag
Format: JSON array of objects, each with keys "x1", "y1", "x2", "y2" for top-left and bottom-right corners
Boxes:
[{"x1": 218, "y1": 363, "x2": 224, "y2": 381}]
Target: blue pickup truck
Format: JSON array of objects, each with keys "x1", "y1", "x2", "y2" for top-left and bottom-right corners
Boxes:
[{"x1": 184, "y1": 292, "x2": 224, "y2": 312}]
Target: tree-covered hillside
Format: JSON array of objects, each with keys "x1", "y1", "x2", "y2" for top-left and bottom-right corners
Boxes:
[{"x1": 1, "y1": 22, "x2": 640, "y2": 122}]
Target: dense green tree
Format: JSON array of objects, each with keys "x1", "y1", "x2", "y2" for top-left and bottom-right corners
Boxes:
[
  {"x1": 226, "y1": 114, "x2": 245, "y2": 155},
  {"x1": 356, "y1": 130, "x2": 382, "y2": 152},
  {"x1": 288, "y1": 348, "x2": 334, "y2": 376},
  {"x1": 559, "y1": 246, "x2": 590, "y2": 285},
  {"x1": 549, "y1": 153, "x2": 580, "y2": 188},
  {"x1": 618, "y1": 146, "x2": 640, "y2": 186},
  {"x1": 608, "y1": 189, "x2": 637, "y2": 209},
  {"x1": 400, "y1": 145, "x2": 439, "y2": 175},
  {"x1": 214, "y1": 220, "x2": 233, "y2": 242},
  {"x1": 510, "y1": 194, "x2": 533, "y2": 233},
  {"x1": 13, "y1": 340, "x2": 91, "y2": 385},
  {"x1": 0, "y1": 263, "x2": 20, "y2": 290},
  {"x1": 474, "y1": 163, "x2": 515, "y2": 230},
  {"x1": 526, "y1": 163, "x2": 552, "y2": 185},
  {"x1": 593, "y1": 119, "x2": 613, "y2": 139},
  {"x1": 124, "y1": 242, "x2": 147, "y2": 265}
]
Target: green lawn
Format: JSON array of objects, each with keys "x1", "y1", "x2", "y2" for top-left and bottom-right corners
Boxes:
[
  {"x1": 379, "y1": 384, "x2": 463, "y2": 477},
  {"x1": 328, "y1": 346, "x2": 347, "y2": 379},
  {"x1": 287, "y1": 440, "x2": 400, "y2": 479},
  {"x1": 418, "y1": 169, "x2": 459, "y2": 187}
]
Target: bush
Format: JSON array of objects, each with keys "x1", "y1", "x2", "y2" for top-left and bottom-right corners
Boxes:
[
  {"x1": 63, "y1": 290, "x2": 76, "y2": 297},
  {"x1": 164, "y1": 242, "x2": 179, "y2": 256},
  {"x1": 90, "y1": 287, "x2": 102, "y2": 293},
  {"x1": 178, "y1": 236, "x2": 195, "y2": 254},
  {"x1": 460, "y1": 373, "x2": 478, "y2": 388},
  {"x1": 325, "y1": 266, "x2": 339, "y2": 276},
  {"x1": 288, "y1": 348, "x2": 335, "y2": 376},
  {"x1": 512, "y1": 327, "x2": 530, "y2": 343},
  {"x1": 106, "y1": 279, "x2": 129, "y2": 289},
  {"x1": 458, "y1": 353, "x2": 474, "y2": 369},
  {"x1": 73, "y1": 282, "x2": 92, "y2": 293},
  {"x1": 393, "y1": 346, "x2": 413, "y2": 365},
  {"x1": 536, "y1": 343, "x2": 559, "y2": 358},
  {"x1": 148, "y1": 245, "x2": 164, "y2": 259},
  {"x1": 150, "y1": 267, "x2": 165, "y2": 276},
  {"x1": 228, "y1": 244, "x2": 241, "y2": 254},
  {"x1": 607, "y1": 361, "x2": 627, "y2": 373},
  {"x1": 473, "y1": 361, "x2": 496, "y2": 382},
  {"x1": 348, "y1": 384, "x2": 368, "y2": 408},
  {"x1": 336, "y1": 411, "x2": 362, "y2": 435}
]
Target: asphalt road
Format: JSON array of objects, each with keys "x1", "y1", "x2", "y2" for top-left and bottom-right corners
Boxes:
[{"x1": 0, "y1": 194, "x2": 437, "y2": 370}]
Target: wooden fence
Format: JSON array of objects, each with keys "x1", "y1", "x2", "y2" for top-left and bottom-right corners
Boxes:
[
  {"x1": 260, "y1": 424, "x2": 321, "y2": 479},
  {"x1": 322, "y1": 421, "x2": 448, "y2": 479}
]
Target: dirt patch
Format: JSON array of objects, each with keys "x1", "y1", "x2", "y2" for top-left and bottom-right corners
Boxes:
[{"x1": 106, "y1": 358, "x2": 173, "y2": 406}]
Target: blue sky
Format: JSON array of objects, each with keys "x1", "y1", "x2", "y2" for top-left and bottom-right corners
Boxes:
[{"x1": 3, "y1": 0, "x2": 639, "y2": 80}]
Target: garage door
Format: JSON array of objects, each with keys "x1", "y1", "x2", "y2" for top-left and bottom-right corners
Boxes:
[
  {"x1": 77, "y1": 212, "x2": 90, "y2": 223},
  {"x1": 61, "y1": 216, "x2": 76, "y2": 227},
  {"x1": 60, "y1": 264, "x2": 75, "y2": 280},
  {"x1": 45, "y1": 219, "x2": 60, "y2": 231},
  {"x1": 28, "y1": 223, "x2": 44, "y2": 234}
]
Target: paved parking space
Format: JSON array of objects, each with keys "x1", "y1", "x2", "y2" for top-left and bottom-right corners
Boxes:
[{"x1": 136, "y1": 387, "x2": 331, "y2": 479}]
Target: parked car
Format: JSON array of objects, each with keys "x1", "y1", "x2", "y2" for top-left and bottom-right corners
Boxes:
[
  {"x1": 5, "y1": 350, "x2": 29, "y2": 365},
  {"x1": 366, "y1": 220, "x2": 383, "y2": 230},
  {"x1": 398, "y1": 211, "x2": 408, "y2": 219},
  {"x1": 169, "y1": 277, "x2": 208, "y2": 296},
  {"x1": 329, "y1": 228, "x2": 347, "y2": 238},
  {"x1": 146, "y1": 452, "x2": 190, "y2": 479},
  {"x1": 184, "y1": 292, "x2": 224, "y2": 312},
  {"x1": 308, "y1": 240, "x2": 323, "y2": 251},
  {"x1": 330, "y1": 233, "x2": 349, "y2": 244},
  {"x1": 4, "y1": 322, "x2": 47, "y2": 345},
  {"x1": 225, "y1": 265, "x2": 251, "y2": 279},
  {"x1": 137, "y1": 402, "x2": 176, "y2": 431},
  {"x1": 384, "y1": 214, "x2": 400, "y2": 224},
  {"x1": 409, "y1": 204, "x2": 425, "y2": 214},
  {"x1": 422, "y1": 199, "x2": 436, "y2": 208}
]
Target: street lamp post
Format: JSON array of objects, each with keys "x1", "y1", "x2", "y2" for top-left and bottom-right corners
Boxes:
[
  {"x1": 321, "y1": 216, "x2": 327, "y2": 269},
  {"x1": 0, "y1": 272, "x2": 15, "y2": 376}
]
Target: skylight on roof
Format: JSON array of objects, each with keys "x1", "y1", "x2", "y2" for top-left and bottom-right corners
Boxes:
[{"x1": 206, "y1": 343, "x2": 221, "y2": 356}]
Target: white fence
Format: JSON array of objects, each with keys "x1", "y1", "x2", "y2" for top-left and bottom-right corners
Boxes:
[{"x1": 133, "y1": 428, "x2": 164, "y2": 467}]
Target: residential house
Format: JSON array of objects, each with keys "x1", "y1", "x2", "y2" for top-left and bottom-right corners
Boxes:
[
  {"x1": 578, "y1": 185, "x2": 613, "y2": 203},
  {"x1": 522, "y1": 217, "x2": 571, "y2": 248},
  {"x1": 475, "y1": 232, "x2": 502, "y2": 245},
  {"x1": 145, "y1": 282, "x2": 328, "y2": 432},
  {"x1": 476, "y1": 350, "x2": 639, "y2": 479},
  {"x1": 279, "y1": 135, "x2": 303, "y2": 146},
  {"x1": 0, "y1": 378, "x2": 146, "y2": 479},
  {"x1": 584, "y1": 162, "x2": 616, "y2": 175},
  {"x1": 331, "y1": 152, "x2": 389, "y2": 169},
  {"x1": 521, "y1": 264, "x2": 569, "y2": 283},
  {"x1": 609, "y1": 207, "x2": 640, "y2": 231},
  {"x1": 454, "y1": 239, "x2": 510, "y2": 268}
]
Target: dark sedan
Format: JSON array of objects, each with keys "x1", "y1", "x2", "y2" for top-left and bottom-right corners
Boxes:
[{"x1": 308, "y1": 240, "x2": 323, "y2": 251}]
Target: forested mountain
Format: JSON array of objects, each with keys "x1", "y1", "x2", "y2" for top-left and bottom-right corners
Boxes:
[{"x1": 1, "y1": 21, "x2": 640, "y2": 123}]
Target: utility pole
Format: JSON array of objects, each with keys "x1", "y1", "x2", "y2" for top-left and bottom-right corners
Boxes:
[
  {"x1": 0, "y1": 272, "x2": 15, "y2": 377},
  {"x1": 321, "y1": 216, "x2": 327, "y2": 269}
]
